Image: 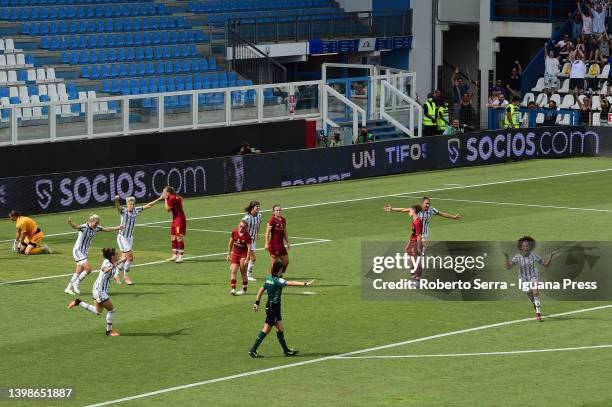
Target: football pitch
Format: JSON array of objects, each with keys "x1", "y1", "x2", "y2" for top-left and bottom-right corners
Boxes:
[{"x1": 2, "y1": 157, "x2": 612, "y2": 407}]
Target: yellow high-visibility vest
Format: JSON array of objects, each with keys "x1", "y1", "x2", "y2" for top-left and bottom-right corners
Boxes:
[
  {"x1": 504, "y1": 104, "x2": 520, "y2": 128},
  {"x1": 437, "y1": 106, "x2": 449, "y2": 131},
  {"x1": 423, "y1": 100, "x2": 436, "y2": 126}
]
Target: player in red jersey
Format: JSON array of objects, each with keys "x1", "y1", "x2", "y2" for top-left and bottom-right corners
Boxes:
[
  {"x1": 384, "y1": 203, "x2": 423, "y2": 280},
  {"x1": 226, "y1": 219, "x2": 253, "y2": 296},
  {"x1": 163, "y1": 186, "x2": 186, "y2": 263},
  {"x1": 264, "y1": 204, "x2": 291, "y2": 275}
]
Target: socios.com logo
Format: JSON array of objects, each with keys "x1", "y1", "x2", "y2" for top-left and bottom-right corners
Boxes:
[
  {"x1": 35, "y1": 179, "x2": 53, "y2": 209},
  {"x1": 447, "y1": 138, "x2": 460, "y2": 164}
]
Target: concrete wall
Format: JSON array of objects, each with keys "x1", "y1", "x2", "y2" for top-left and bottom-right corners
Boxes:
[
  {"x1": 336, "y1": 0, "x2": 371, "y2": 12},
  {"x1": 438, "y1": 0, "x2": 480, "y2": 23}
]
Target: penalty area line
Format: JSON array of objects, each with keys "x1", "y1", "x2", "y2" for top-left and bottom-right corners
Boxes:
[
  {"x1": 333, "y1": 344, "x2": 612, "y2": 360},
  {"x1": 83, "y1": 304, "x2": 612, "y2": 407}
]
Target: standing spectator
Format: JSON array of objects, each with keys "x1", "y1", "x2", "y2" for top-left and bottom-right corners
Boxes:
[
  {"x1": 574, "y1": 89, "x2": 592, "y2": 124},
  {"x1": 544, "y1": 43, "x2": 561, "y2": 93},
  {"x1": 595, "y1": 31, "x2": 610, "y2": 63},
  {"x1": 506, "y1": 61, "x2": 522, "y2": 97},
  {"x1": 451, "y1": 68, "x2": 469, "y2": 120},
  {"x1": 433, "y1": 89, "x2": 445, "y2": 106},
  {"x1": 569, "y1": 11, "x2": 583, "y2": 41},
  {"x1": 588, "y1": 1, "x2": 608, "y2": 34},
  {"x1": 569, "y1": 50, "x2": 587, "y2": 92},
  {"x1": 542, "y1": 100, "x2": 558, "y2": 126},
  {"x1": 585, "y1": 32, "x2": 598, "y2": 62},
  {"x1": 491, "y1": 79, "x2": 508, "y2": 99},
  {"x1": 459, "y1": 92, "x2": 475, "y2": 128},
  {"x1": 555, "y1": 34, "x2": 574, "y2": 61},
  {"x1": 577, "y1": 2, "x2": 593, "y2": 43},
  {"x1": 570, "y1": 35, "x2": 586, "y2": 59},
  {"x1": 422, "y1": 93, "x2": 438, "y2": 138},
  {"x1": 521, "y1": 101, "x2": 538, "y2": 128}
]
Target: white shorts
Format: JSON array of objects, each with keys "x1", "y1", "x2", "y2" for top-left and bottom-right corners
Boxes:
[
  {"x1": 92, "y1": 289, "x2": 110, "y2": 304},
  {"x1": 72, "y1": 248, "x2": 88, "y2": 266},
  {"x1": 520, "y1": 276, "x2": 539, "y2": 293},
  {"x1": 117, "y1": 234, "x2": 134, "y2": 253}
]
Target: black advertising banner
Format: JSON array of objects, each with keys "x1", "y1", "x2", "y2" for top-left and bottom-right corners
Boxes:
[{"x1": 0, "y1": 126, "x2": 605, "y2": 215}]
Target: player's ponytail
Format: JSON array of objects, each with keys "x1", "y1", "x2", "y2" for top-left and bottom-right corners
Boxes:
[
  {"x1": 411, "y1": 204, "x2": 422, "y2": 214},
  {"x1": 102, "y1": 247, "x2": 116, "y2": 260}
]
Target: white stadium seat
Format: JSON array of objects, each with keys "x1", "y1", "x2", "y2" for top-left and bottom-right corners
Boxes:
[
  {"x1": 16, "y1": 53, "x2": 25, "y2": 67},
  {"x1": 9, "y1": 87, "x2": 18, "y2": 98},
  {"x1": 5, "y1": 39, "x2": 14, "y2": 52},
  {"x1": 36, "y1": 68, "x2": 46, "y2": 82},
  {"x1": 535, "y1": 92, "x2": 548, "y2": 107},
  {"x1": 27, "y1": 69, "x2": 36, "y2": 82},
  {"x1": 7, "y1": 70, "x2": 17, "y2": 85},
  {"x1": 38, "y1": 84, "x2": 47, "y2": 95},
  {"x1": 29, "y1": 95, "x2": 44, "y2": 119},
  {"x1": 521, "y1": 92, "x2": 535, "y2": 107},
  {"x1": 592, "y1": 95, "x2": 601, "y2": 111},
  {"x1": 550, "y1": 93, "x2": 562, "y2": 106},
  {"x1": 57, "y1": 83, "x2": 67, "y2": 97},
  {"x1": 0, "y1": 96, "x2": 10, "y2": 106},
  {"x1": 557, "y1": 78, "x2": 570, "y2": 94},
  {"x1": 0, "y1": 71, "x2": 7, "y2": 86},
  {"x1": 6, "y1": 54, "x2": 16, "y2": 68},
  {"x1": 559, "y1": 94, "x2": 574, "y2": 109},
  {"x1": 558, "y1": 62, "x2": 571, "y2": 78},
  {"x1": 46, "y1": 68, "x2": 56, "y2": 81},
  {"x1": 531, "y1": 77, "x2": 545, "y2": 92},
  {"x1": 599, "y1": 64, "x2": 610, "y2": 79},
  {"x1": 0, "y1": 55, "x2": 6, "y2": 68}
]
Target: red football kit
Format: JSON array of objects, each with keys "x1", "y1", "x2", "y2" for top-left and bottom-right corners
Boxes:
[
  {"x1": 230, "y1": 229, "x2": 252, "y2": 264},
  {"x1": 267, "y1": 215, "x2": 287, "y2": 256}
]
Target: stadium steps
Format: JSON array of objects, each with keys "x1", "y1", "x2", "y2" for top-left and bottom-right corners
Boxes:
[{"x1": 336, "y1": 119, "x2": 407, "y2": 141}]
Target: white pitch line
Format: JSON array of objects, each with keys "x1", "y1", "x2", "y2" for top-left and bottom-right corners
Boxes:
[
  {"x1": 0, "y1": 240, "x2": 330, "y2": 285},
  {"x1": 2, "y1": 167, "x2": 611, "y2": 244},
  {"x1": 334, "y1": 344, "x2": 612, "y2": 360},
  {"x1": 137, "y1": 225, "x2": 330, "y2": 241},
  {"x1": 399, "y1": 195, "x2": 612, "y2": 213},
  {"x1": 84, "y1": 304, "x2": 612, "y2": 407}
]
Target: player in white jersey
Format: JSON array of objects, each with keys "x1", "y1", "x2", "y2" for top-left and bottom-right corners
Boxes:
[
  {"x1": 504, "y1": 236, "x2": 557, "y2": 321},
  {"x1": 242, "y1": 200, "x2": 262, "y2": 281},
  {"x1": 68, "y1": 247, "x2": 124, "y2": 336},
  {"x1": 113, "y1": 194, "x2": 164, "y2": 285},
  {"x1": 419, "y1": 196, "x2": 462, "y2": 253},
  {"x1": 64, "y1": 215, "x2": 123, "y2": 295}
]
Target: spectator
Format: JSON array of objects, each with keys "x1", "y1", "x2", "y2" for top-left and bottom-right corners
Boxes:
[
  {"x1": 595, "y1": 31, "x2": 610, "y2": 63},
  {"x1": 569, "y1": 11, "x2": 583, "y2": 40},
  {"x1": 585, "y1": 32, "x2": 598, "y2": 61},
  {"x1": 569, "y1": 50, "x2": 587, "y2": 92},
  {"x1": 357, "y1": 127, "x2": 373, "y2": 143},
  {"x1": 570, "y1": 35, "x2": 586, "y2": 59},
  {"x1": 542, "y1": 100, "x2": 559, "y2": 126},
  {"x1": 504, "y1": 96, "x2": 521, "y2": 129},
  {"x1": 451, "y1": 68, "x2": 469, "y2": 120},
  {"x1": 329, "y1": 131, "x2": 343, "y2": 147},
  {"x1": 600, "y1": 94, "x2": 611, "y2": 119},
  {"x1": 238, "y1": 142, "x2": 261, "y2": 155},
  {"x1": 555, "y1": 34, "x2": 573, "y2": 60},
  {"x1": 506, "y1": 61, "x2": 522, "y2": 97},
  {"x1": 587, "y1": 1, "x2": 608, "y2": 34},
  {"x1": 577, "y1": 2, "x2": 593, "y2": 42},
  {"x1": 574, "y1": 89, "x2": 592, "y2": 124},
  {"x1": 422, "y1": 93, "x2": 438, "y2": 138},
  {"x1": 521, "y1": 101, "x2": 538, "y2": 128},
  {"x1": 544, "y1": 42, "x2": 561, "y2": 93},
  {"x1": 433, "y1": 88, "x2": 445, "y2": 106},
  {"x1": 491, "y1": 79, "x2": 508, "y2": 99},
  {"x1": 443, "y1": 119, "x2": 466, "y2": 136},
  {"x1": 488, "y1": 92, "x2": 508, "y2": 108},
  {"x1": 459, "y1": 92, "x2": 476, "y2": 128}
]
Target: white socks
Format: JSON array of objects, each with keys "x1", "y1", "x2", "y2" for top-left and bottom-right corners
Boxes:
[
  {"x1": 534, "y1": 296, "x2": 541, "y2": 313},
  {"x1": 106, "y1": 309, "x2": 115, "y2": 331},
  {"x1": 247, "y1": 260, "x2": 254, "y2": 275},
  {"x1": 79, "y1": 301, "x2": 99, "y2": 315},
  {"x1": 124, "y1": 260, "x2": 131, "y2": 276},
  {"x1": 78, "y1": 271, "x2": 88, "y2": 281}
]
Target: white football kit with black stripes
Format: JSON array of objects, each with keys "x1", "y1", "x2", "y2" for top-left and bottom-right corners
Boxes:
[
  {"x1": 242, "y1": 212, "x2": 262, "y2": 250},
  {"x1": 92, "y1": 259, "x2": 116, "y2": 303},
  {"x1": 72, "y1": 224, "x2": 103, "y2": 264},
  {"x1": 418, "y1": 207, "x2": 439, "y2": 239},
  {"x1": 512, "y1": 252, "x2": 544, "y2": 291},
  {"x1": 117, "y1": 207, "x2": 143, "y2": 252}
]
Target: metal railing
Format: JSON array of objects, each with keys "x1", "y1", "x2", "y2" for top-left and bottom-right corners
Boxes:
[
  {"x1": 226, "y1": 26, "x2": 287, "y2": 84},
  {"x1": 228, "y1": 10, "x2": 412, "y2": 44},
  {"x1": 490, "y1": 0, "x2": 576, "y2": 23},
  {"x1": 380, "y1": 80, "x2": 422, "y2": 138},
  {"x1": 322, "y1": 84, "x2": 366, "y2": 141}
]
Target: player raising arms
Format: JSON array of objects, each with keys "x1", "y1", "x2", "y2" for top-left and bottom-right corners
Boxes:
[
  {"x1": 8, "y1": 210, "x2": 51, "y2": 255},
  {"x1": 64, "y1": 215, "x2": 123, "y2": 295},
  {"x1": 68, "y1": 248, "x2": 125, "y2": 336},
  {"x1": 419, "y1": 196, "x2": 462, "y2": 253},
  {"x1": 114, "y1": 194, "x2": 164, "y2": 284},
  {"x1": 227, "y1": 220, "x2": 252, "y2": 296},
  {"x1": 163, "y1": 186, "x2": 186, "y2": 263},
  {"x1": 504, "y1": 236, "x2": 557, "y2": 321},
  {"x1": 264, "y1": 205, "x2": 290, "y2": 275},
  {"x1": 242, "y1": 200, "x2": 262, "y2": 281},
  {"x1": 249, "y1": 260, "x2": 315, "y2": 358},
  {"x1": 384, "y1": 204, "x2": 423, "y2": 281}
]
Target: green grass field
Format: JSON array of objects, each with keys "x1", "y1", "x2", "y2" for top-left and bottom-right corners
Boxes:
[{"x1": 2, "y1": 157, "x2": 612, "y2": 407}]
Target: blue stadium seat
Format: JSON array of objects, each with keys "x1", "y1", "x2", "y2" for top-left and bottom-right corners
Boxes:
[
  {"x1": 208, "y1": 57, "x2": 217, "y2": 71},
  {"x1": 126, "y1": 48, "x2": 135, "y2": 61},
  {"x1": 102, "y1": 80, "x2": 111, "y2": 93},
  {"x1": 158, "y1": 77, "x2": 167, "y2": 92},
  {"x1": 117, "y1": 48, "x2": 126, "y2": 62},
  {"x1": 111, "y1": 79, "x2": 120, "y2": 93},
  {"x1": 128, "y1": 63, "x2": 137, "y2": 77},
  {"x1": 119, "y1": 64, "x2": 128, "y2": 77},
  {"x1": 200, "y1": 58, "x2": 208, "y2": 71},
  {"x1": 165, "y1": 60, "x2": 173, "y2": 73},
  {"x1": 90, "y1": 65, "x2": 100, "y2": 79},
  {"x1": 144, "y1": 47, "x2": 153, "y2": 60},
  {"x1": 109, "y1": 64, "x2": 119, "y2": 78}
]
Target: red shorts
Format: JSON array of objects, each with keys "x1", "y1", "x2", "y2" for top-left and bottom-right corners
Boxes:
[
  {"x1": 231, "y1": 251, "x2": 248, "y2": 265},
  {"x1": 268, "y1": 245, "x2": 288, "y2": 257},
  {"x1": 171, "y1": 219, "x2": 187, "y2": 236},
  {"x1": 406, "y1": 241, "x2": 420, "y2": 256}
]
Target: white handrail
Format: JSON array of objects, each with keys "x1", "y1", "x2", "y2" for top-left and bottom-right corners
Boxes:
[
  {"x1": 323, "y1": 84, "x2": 367, "y2": 141},
  {"x1": 380, "y1": 79, "x2": 422, "y2": 138}
]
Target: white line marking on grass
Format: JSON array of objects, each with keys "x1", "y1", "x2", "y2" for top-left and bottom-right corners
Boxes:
[
  {"x1": 137, "y1": 225, "x2": 330, "y2": 241},
  {"x1": 334, "y1": 344, "x2": 612, "y2": 360},
  {"x1": 84, "y1": 304, "x2": 612, "y2": 407},
  {"x1": 399, "y1": 196, "x2": 612, "y2": 213},
  {"x1": 3, "y1": 168, "x2": 611, "y2": 244},
  {"x1": 0, "y1": 240, "x2": 331, "y2": 285}
]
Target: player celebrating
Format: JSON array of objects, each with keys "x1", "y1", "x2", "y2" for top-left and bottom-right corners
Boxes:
[
  {"x1": 419, "y1": 196, "x2": 462, "y2": 252},
  {"x1": 64, "y1": 215, "x2": 123, "y2": 295},
  {"x1": 264, "y1": 205, "x2": 290, "y2": 275},
  {"x1": 164, "y1": 186, "x2": 186, "y2": 263},
  {"x1": 227, "y1": 220, "x2": 253, "y2": 296},
  {"x1": 68, "y1": 248, "x2": 124, "y2": 336},
  {"x1": 504, "y1": 236, "x2": 556, "y2": 321},
  {"x1": 114, "y1": 194, "x2": 164, "y2": 284},
  {"x1": 384, "y1": 204, "x2": 423, "y2": 280},
  {"x1": 249, "y1": 260, "x2": 315, "y2": 358},
  {"x1": 8, "y1": 210, "x2": 51, "y2": 255},
  {"x1": 242, "y1": 200, "x2": 262, "y2": 281}
]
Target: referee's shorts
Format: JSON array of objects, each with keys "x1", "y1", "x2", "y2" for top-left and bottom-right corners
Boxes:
[{"x1": 265, "y1": 302, "x2": 282, "y2": 325}]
